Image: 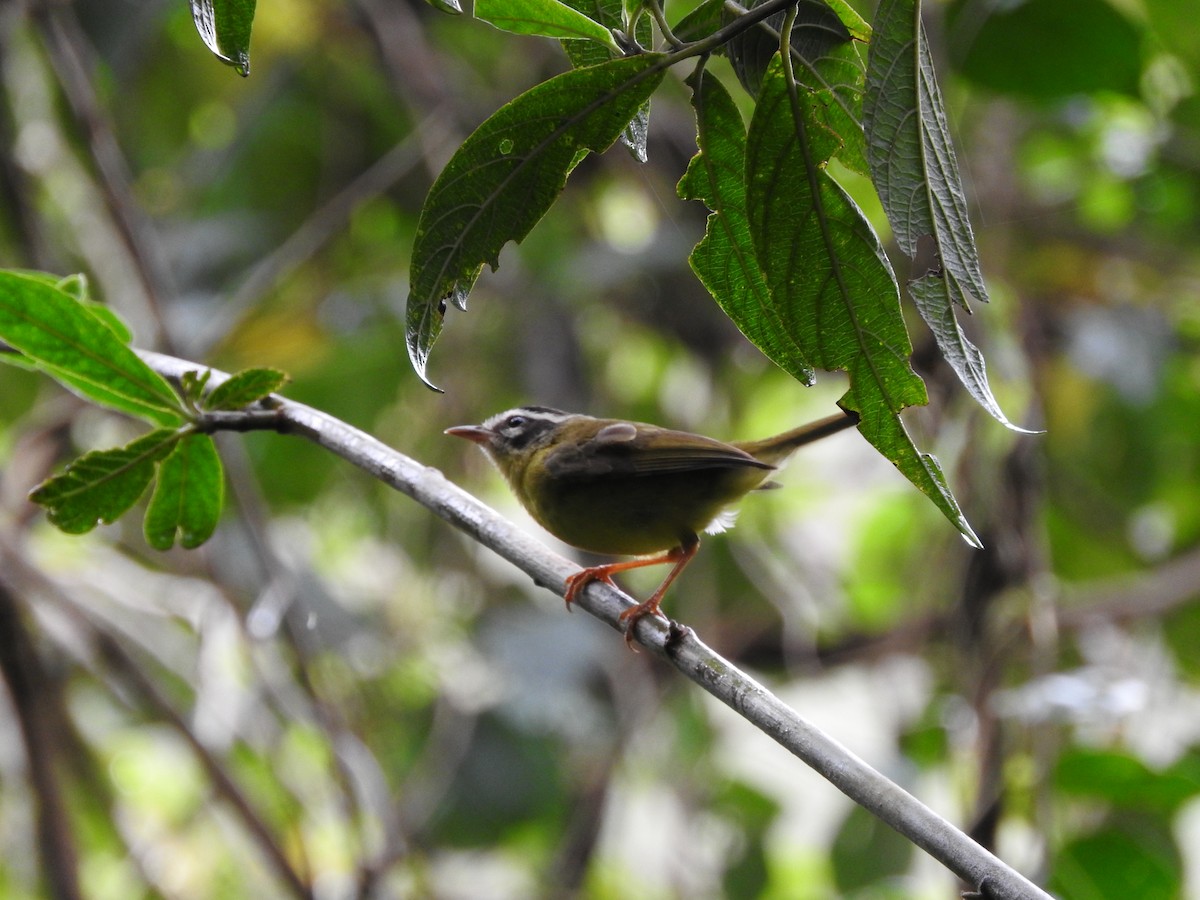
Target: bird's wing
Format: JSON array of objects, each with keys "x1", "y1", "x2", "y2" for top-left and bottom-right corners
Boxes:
[{"x1": 543, "y1": 423, "x2": 772, "y2": 479}]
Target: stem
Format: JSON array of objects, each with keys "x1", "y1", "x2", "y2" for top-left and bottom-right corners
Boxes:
[
  {"x1": 645, "y1": 0, "x2": 683, "y2": 49},
  {"x1": 778, "y1": 2, "x2": 798, "y2": 61},
  {"x1": 666, "y1": 0, "x2": 802, "y2": 63}
]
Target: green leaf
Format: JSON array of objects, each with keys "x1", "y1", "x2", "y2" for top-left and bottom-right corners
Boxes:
[
  {"x1": 908, "y1": 274, "x2": 1033, "y2": 431},
  {"x1": 864, "y1": 0, "x2": 1030, "y2": 432},
  {"x1": 180, "y1": 369, "x2": 213, "y2": 407},
  {"x1": 946, "y1": 0, "x2": 1143, "y2": 100},
  {"x1": 0, "y1": 272, "x2": 184, "y2": 426},
  {"x1": 205, "y1": 367, "x2": 288, "y2": 410},
  {"x1": 81, "y1": 303, "x2": 134, "y2": 344},
  {"x1": 477, "y1": 0, "x2": 621, "y2": 51},
  {"x1": 0, "y1": 271, "x2": 133, "y2": 342},
  {"x1": 745, "y1": 56, "x2": 978, "y2": 546},
  {"x1": 560, "y1": 0, "x2": 654, "y2": 160},
  {"x1": 673, "y1": 0, "x2": 724, "y2": 43},
  {"x1": 30, "y1": 429, "x2": 179, "y2": 534},
  {"x1": 145, "y1": 434, "x2": 224, "y2": 550},
  {"x1": 406, "y1": 54, "x2": 666, "y2": 388},
  {"x1": 1054, "y1": 747, "x2": 1200, "y2": 816},
  {"x1": 719, "y1": 1, "x2": 869, "y2": 176},
  {"x1": 792, "y1": 37, "x2": 869, "y2": 176},
  {"x1": 190, "y1": 0, "x2": 256, "y2": 76},
  {"x1": 726, "y1": 0, "x2": 852, "y2": 97},
  {"x1": 1050, "y1": 815, "x2": 1182, "y2": 900},
  {"x1": 866, "y1": 0, "x2": 988, "y2": 302},
  {"x1": 678, "y1": 66, "x2": 814, "y2": 385},
  {"x1": 831, "y1": 803, "x2": 914, "y2": 892},
  {"x1": 823, "y1": 0, "x2": 870, "y2": 42}
]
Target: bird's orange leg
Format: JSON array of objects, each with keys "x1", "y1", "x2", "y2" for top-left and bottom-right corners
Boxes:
[
  {"x1": 617, "y1": 539, "x2": 699, "y2": 647},
  {"x1": 563, "y1": 553, "x2": 675, "y2": 609},
  {"x1": 563, "y1": 537, "x2": 700, "y2": 646}
]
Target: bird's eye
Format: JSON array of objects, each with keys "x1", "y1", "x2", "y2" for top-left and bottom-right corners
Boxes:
[{"x1": 505, "y1": 415, "x2": 527, "y2": 430}]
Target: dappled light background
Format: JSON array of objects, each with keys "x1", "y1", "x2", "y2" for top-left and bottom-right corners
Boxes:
[{"x1": 0, "y1": 0, "x2": 1198, "y2": 897}]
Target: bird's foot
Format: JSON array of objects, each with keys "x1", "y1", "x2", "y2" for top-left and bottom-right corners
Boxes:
[
  {"x1": 618, "y1": 599, "x2": 666, "y2": 650},
  {"x1": 563, "y1": 568, "x2": 617, "y2": 611}
]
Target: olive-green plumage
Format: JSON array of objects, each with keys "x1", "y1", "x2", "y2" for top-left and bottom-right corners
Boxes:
[{"x1": 446, "y1": 406, "x2": 858, "y2": 644}]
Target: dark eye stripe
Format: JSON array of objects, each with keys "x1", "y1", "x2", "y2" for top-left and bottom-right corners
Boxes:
[
  {"x1": 479, "y1": 407, "x2": 569, "y2": 452},
  {"x1": 502, "y1": 416, "x2": 557, "y2": 450}
]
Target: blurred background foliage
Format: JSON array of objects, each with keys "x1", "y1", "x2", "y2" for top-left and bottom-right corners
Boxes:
[{"x1": 0, "y1": 0, "x2": 1199, "y2": 897}]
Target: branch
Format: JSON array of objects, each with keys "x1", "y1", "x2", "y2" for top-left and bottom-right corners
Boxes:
[
  {"x1": 0, "y1": 540, "x2": 315, "y2": 900},
  {"x1": 30, "y1": 2, "x2": 176, "y2": 349},
  {"x1": 0, "y1": 581, "x2": 82, "y2": 900},
  {"x1": 138, "y1": 350, "x2": 1052, "y2": 899}
]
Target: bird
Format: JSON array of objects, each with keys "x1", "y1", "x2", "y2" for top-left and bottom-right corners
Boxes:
[{"x1": 446, "y1": 406, "x2": 859, "y2": 646}]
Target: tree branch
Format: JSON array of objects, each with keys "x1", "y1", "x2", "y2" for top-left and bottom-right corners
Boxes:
[
  {"x1": 137, "y1": 350, "x2": 1052, "y2": 898},
  {"x1": 0, "y1": 580, "x2": 82, "y2": 900},
  {"x1": 0, "y1": 540, "x2": 316, "y2": 900}
]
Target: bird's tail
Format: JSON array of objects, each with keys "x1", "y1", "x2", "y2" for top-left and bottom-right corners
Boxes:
[{"x1": 735, "y1": 409, "x2": 860, "y2": 467}]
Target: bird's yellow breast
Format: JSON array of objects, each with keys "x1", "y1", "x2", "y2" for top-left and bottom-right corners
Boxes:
[{"x1": 508, "y1": 451, "x2": 771, "y2": 556}]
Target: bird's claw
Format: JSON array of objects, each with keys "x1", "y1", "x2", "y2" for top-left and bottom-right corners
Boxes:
[
  {"x1": 618, "y1": 600, "x2": 666, "y2": 651},
  {"x1": 563, "y1": 569, "x2": 616, "y2": 611}
]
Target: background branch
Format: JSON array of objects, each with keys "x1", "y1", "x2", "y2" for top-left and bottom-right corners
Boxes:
[
  {"x1": 0, "y1": 540, "x2": 316, "y2": 900},
  {"x1": 0, "y1": 580, "x2": 82, "y2": 900}
]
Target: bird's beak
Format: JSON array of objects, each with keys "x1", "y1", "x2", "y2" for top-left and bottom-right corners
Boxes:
[{"x1": 444, "y1": 425, "x2": 492, "y2": 445}]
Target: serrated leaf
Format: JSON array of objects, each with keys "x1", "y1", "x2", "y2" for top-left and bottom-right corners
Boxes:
[
  {"x1": 746, "y1": 56, "x2": 978, "y2": 546},
  {"x1": 908, "y1": 275, "x2": 1034, "y2": 432},
  {"x1": 478, "y1": 0, "x2": 620, "y2": 51},
  {"x1": 30, "y1": 429, "x2": 179, "y2": 534},
  {"x1": 406, "y1": 54, "x2": 665, "y2": 388},
  {"x1": 205, "y1": 367, "x2": 288, "y2": 410},
  {"x1": 3, "y1": 270, "x2": 133, "y2": 343},
  {"x1": 678, "y1": 67, "x2": 814, "y2": 385},
  {"x1": 864, "y1": 0, "x2": 987, "y2": 302},
  {"x1": 560, "y1": 0, "x2": 654, "y2": 161},
  {"x1": 0, "y1": 272, "x2": 184, "y2": 426},
  {"x1": 145, "y1": 434, "x2": 224, "y2": 550},
  {"x1": 723, "y1": 0, "x2": 869, "y2": 175},
  {"x1": 190, "y1": 0, "x2": 256, "y2": 76},
  {"x1": 864, "y1": 0, "x2": 1028, "y2": 432}
]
